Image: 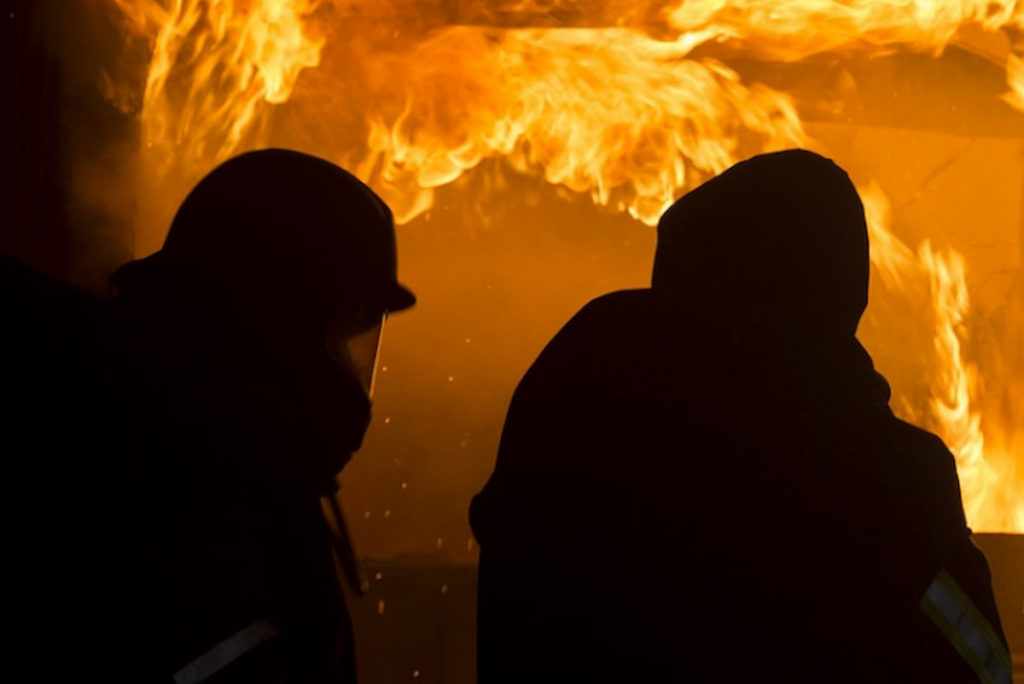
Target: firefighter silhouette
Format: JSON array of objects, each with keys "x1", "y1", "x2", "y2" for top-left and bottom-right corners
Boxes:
[
  {"x1": 471, "y1": 150, "x2": 1009, "y2": 683},
  {"x1": 3, "y1": 149, "x2": 415, "y2": 683}
]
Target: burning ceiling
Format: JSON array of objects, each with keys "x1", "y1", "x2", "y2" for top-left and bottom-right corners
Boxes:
[{"x1": 104, "y1": 0, "x2": 1022, "y2": 536}]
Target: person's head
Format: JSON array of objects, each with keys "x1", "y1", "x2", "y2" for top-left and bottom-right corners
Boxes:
[
  {"x1": 653, "y1": 149, "x2": 868, "y2": 341},
  {"x1": 113, "y1": 148, "x2": 415, "y2": 396}
]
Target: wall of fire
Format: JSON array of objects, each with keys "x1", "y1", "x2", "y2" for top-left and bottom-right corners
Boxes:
[
  {"x1": 3, "y1": 5, "x2": 1022, "y2": 677},
  {"x1": 5, "y1": 0, "x2": 1023, "y2": 557}
]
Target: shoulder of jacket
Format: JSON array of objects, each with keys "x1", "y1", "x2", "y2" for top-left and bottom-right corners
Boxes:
[
  {"x1": 572, "y1": 288, "x2": 657, "y2": 322},
  {"x1": 520, "y1": 290, "x2": 655, "y2": 381},
  {"x1": 888, "y1": 417, "x2": 955, "y2": 462},
  {"x1": 1, "y1": 256, "x2": 107, "y2": 323},
  {"x1": 886, "y1": 417, "x2": 969, "y2": 531}
]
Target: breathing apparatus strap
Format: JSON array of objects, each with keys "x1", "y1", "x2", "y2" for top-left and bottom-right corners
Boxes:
[{"x1": 322, "y1": 480, "x2": 371, "y2": 597}]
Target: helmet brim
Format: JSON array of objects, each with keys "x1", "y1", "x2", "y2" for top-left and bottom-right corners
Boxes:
[
  {"x1": 386, "y1": 283, "x2": 417, "y2": 313},
  {"x1": 120, "y1": 251, "x2": 416, "y2": 315}
]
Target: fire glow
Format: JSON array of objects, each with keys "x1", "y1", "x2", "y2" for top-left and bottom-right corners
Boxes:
[{"x1": 110, "y1": 0, "x2": 1023, "y2": 532}]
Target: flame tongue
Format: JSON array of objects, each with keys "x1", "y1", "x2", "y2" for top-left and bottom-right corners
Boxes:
[
  {"x1": 355, "y1": 26, "x2": 805, "y2": 225},
  {"x1": 114, "y1": 0, "x2": 327, "y2": 167},
  {"x1": 862, "y1": 188, "x2": 1024, "y2": 534},
  {"x1": 112, "y1": 0, "x2": 1023, "y2": 532}
]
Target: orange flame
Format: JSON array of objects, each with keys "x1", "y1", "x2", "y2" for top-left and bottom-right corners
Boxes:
[
  {"x1": 355, "y1": 27, "x2": 805, "y2": 224},
  {"x1": 1005, "y1": 53, "x2": 1024, "y2": 110},
  {"x1": 111, "y1": 0, "x2": 1023, "y2": 532},
  {"x1": 863, "y1": 186, "x2": 1024, "y2": 532},
  {"x1": 114, "y1": 0, "x2": 326, "y2": 169},
  {"x1": 667, "y1": 0, "x2": 1023, "y2": 57}
]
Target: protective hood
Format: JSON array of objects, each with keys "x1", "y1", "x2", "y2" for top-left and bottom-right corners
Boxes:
[{"x1": 653, "y1": 149, "x2": 869, "y2": 340}]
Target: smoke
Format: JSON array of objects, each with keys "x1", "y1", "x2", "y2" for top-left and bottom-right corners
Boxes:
[{"x1": 4, "y1": 2, "x2": 144, "y2": 292}]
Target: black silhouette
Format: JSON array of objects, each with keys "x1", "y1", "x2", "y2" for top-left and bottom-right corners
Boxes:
[
  {"x1": 3, "y1": 149, "x2": 414, "y2": 683},
  {"x1": 2, "y1": 255, "x2": 154, "y2": 680},
  {"x1": 470, "y1": 150, "x2": 1009, "y2": 682}
]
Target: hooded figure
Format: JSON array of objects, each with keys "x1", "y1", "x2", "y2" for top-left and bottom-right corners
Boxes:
[
  {"x1": 3, "y1": 149, "x2": 414, "y2": 683},
  {"x1": 470, "y1": 150, "x2": 1008, "y2": 683}
]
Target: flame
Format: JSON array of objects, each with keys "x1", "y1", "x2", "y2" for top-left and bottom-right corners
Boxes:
[
  {"x1": 111, "y1": 0, "x2": 1023, "y2": 531},
  {"x1": 356, "y1": 27, "x2": 804, "y2": 224},
  {"x1": 1005, "y1": 52, "x2": 1024, "y2": 110},
  {"x1": 863, "y1": 186, "x2": 1024, "y2": 532},
  {"x1": 666, "y1": 0, "x2": 1023, "y2": 57},
  {"x1": 113, "y1": 0, "x2": 326, "y2": 170}
]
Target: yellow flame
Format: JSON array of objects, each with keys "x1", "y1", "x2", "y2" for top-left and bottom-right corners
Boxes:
[
  {"x1": 861, "y1": 185, "x2": 1024, "y2": 532},
  {"x1": 357, "y1": 27, "x2": 805, "y2": 224},
  {"x1": 114, "y1": 0, "x2": 326, "y2": 170},
  {"x1": 1004, "y1": 53, "x2": 1024, "y2": 110},
  {"x1": 112, "y1": 0, "x2": 1023, "y2": 532},
  {"x1": 667, "y1": 0, "x2": 1023, "y2": 56},
  {"x1": 919, "y1": 245, "x2": 1024, "y2": 532}
]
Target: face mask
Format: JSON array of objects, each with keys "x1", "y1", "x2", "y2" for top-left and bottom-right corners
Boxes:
[{"x1": 326, "y1": 312, "x2": 387, "y2": 398}]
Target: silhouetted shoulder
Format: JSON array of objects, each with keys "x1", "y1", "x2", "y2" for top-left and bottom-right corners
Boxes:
[
  {"x1": 567, "y1": 288, "x2": 660, "y2": 321},
  {"x1": 1, "y1": 257, "x2": 149, "y2": 681},
  {"x1": 516, "y1": 288, "x2": 696, "y2": 397},
  {"x1": 2, "y1": 256, "x2": 116, "y2": 438},
  {"x1": 2, "y1": 254, "x2": 97, "y2": 304},
  {"x1": 885, "y1": 417, "x2": 970, "y2": 537},
  {"x1": 1, "y1": 255, "x2": 110, "y2": 353},
  {"x1": 1, "y1": 255, "x2": 121, "y2": 478},
  {"x1": 888, "y1": 417, "x2": 958, "y2": 464},
  {"x1": 533, "y1": 289, "x2": 659, "y2": 354}
]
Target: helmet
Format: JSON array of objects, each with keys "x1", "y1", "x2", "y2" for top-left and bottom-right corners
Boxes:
[
  {"x1": 117, "y1": 149, "x2": 413, "y2": 333},
  {"x1": 156, "y1": 148, "x2": 415, "y2": 328}
]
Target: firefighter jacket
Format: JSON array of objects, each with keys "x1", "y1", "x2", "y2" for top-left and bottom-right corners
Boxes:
[
  {"x1": 2, "y1": 256, "x2": 366, "y2": 683},
  {"x1": 471, "y1": 289, "x2": 1010, "y2": 683},
  {"x1": 471, "y1": 151, "x2": 1010, "y2": 683}
]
